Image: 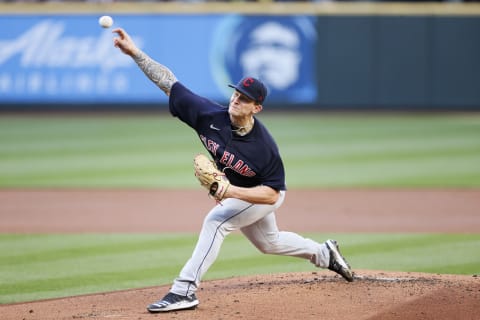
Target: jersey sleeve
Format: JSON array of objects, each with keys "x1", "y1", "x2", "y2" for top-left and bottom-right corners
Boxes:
[
  {"x1": 169, "y1": 82, "x2": 223, "y2": 128},
  {"x1": 261, "y1": 152, "x2": 287, "y2": 191},
  {"x1": 256, "y1": 122, "x2": 287, "y2": 191}
]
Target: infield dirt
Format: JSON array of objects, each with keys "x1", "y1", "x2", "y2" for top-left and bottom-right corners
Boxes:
[{"x1": 1, "y1": 189, "x2": 479, "y2": 319}]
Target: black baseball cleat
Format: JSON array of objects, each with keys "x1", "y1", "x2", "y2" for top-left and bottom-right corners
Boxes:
[
  {"x1": 147, "y1": 292, "x2": 199, "y2": 313},
  {"x1": 325, "y1": 239, "x2": 354, "y2": 282}
]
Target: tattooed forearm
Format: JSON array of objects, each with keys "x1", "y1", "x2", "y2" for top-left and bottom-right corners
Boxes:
[{"x1": 133, "y1": 50, "x2": 177, "y2": 96}]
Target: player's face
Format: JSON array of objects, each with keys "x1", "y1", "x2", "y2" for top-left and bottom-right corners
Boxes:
[{"x1": 228, "y1": 90, "x2": 261, "y2": 118}]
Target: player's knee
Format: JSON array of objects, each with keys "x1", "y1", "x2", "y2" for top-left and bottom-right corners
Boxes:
[
  {"x1": 253, "y1": 241, "x2": 270, "y2": 254},
  {"x1": 254, "y1": 232, "x2": 280, "y2": 254},
  {"x1": 257, "y1": 242, "x2": 281, "y2": 254}
]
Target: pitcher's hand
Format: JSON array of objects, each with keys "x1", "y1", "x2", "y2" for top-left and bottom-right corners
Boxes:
[{"x1": 113, "y1": 28, "x2": 139, "y2": 57}]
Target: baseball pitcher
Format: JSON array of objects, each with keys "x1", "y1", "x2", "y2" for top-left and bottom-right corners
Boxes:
[{"x1": 112, "y1": 27, "x2": 353, "y2": 313}]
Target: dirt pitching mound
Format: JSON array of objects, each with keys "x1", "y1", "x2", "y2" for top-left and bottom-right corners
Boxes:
[{"x1": 2, "y1": 270, "x2": 479, "y2": 320}]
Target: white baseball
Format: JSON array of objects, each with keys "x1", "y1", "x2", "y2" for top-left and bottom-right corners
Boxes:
[{"x1": 98, "y1": 15, "x2": 113, "y2": 28}]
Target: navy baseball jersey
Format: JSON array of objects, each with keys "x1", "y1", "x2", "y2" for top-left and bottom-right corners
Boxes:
[{"x1": 169, "y1": 82, "x2": 286, "y2": 191}]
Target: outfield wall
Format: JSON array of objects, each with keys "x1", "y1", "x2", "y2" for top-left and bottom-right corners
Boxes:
[{"x1": 0, "y1": 2, "x2": 479, "y2": 111}]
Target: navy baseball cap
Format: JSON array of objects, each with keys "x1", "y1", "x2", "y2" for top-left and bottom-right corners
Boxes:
[{"x1": 228, "y1": 77, "x2": 268, "y2": 104}]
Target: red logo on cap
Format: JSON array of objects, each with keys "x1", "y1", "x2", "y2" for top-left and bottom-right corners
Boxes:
[{"x1": 243, "y1": 77, "x2": 254, "y2": 87}]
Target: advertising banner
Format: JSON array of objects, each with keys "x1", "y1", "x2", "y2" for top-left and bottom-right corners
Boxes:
[{"x1": 0, "y1": 14, "x2": 317, "y2": 105}]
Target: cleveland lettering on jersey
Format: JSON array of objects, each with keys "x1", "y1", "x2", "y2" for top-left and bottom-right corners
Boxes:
[
  {"x1": 220, "y1": 151, "x2": 256, "y2": 177},
  {"x1": 199, "y1": 135, "x2": 255, "y2": 177}
]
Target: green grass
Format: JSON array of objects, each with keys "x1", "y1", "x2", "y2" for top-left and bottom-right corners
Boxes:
[
  {"x1": 1, "y1": 233, "x2": 479, "y2": 304},
  {"x1": 0, "y1": 115, "x2": 202, "y2": 188},
  {"x1": 1, "y1": 113, "x2": 479, "y2": 188}
]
